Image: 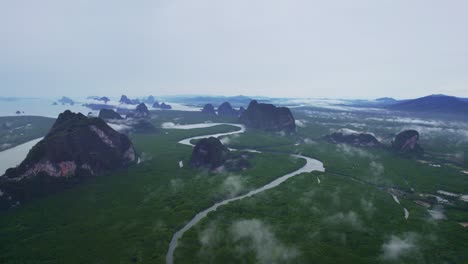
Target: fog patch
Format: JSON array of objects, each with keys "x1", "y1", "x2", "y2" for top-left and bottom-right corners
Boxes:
[
  {"x1": 336, "y1": 144, "x2": 375, "y2": 159},
  {"x1": 369, "y1": 161, "x2": 385, "y2": 176},
  {"x1": 295, "y1": 119, "x2": 307, "y2": 128},
  {"x1": 324, "y1": 211, "x2": 364, "y2": 230},
  {"x1": 231, "y1": 219, "x2": 299, "y2": 264},
  {"x1": 427, "y1": 206, "x2": 447, "y2": 220},
  {"x1": 277, "y1": 131, "x2": 287, "y2": 137},
  {"x1": 107, "y1": 123, "x2": 132, "y2": 132},
  {"x1": 170, "y1": 179, "x2": 185, "y2": 192},
  {"x1": 300, "y1": 189, "x2": 318, "y2": 205},
  {"x1": 213, "y1": 165, "x2": 226, "y2": 174},
  {"x1": 380, "y1": 233, "x2": 420, "y2": 261},
  {"x1": 334, "y1": 128, "x2": 360, "y2": 136},
  {"x1": 367, "y1": 117, "x2": 446, "y2": 126},
  {"x1": 360, "y1": 198, "x2": 376, "y2": 216},
  {"x1": 139, "y1": 152, "x2": 153, "y2": 163},
  {"x1": 220, "y1": 134, "x2": 240, "y2": 145},
  {"x1": 303, "y1": 138, "x2": 317, "y2": 145},
  {"x1": 198, "y1": 222, "x2": 223, "y2": 259},
  {"x1": 221, "y1": 175, "x2": 245, "y2": 198},
  {"x1": 400, "y1": 125, "x2": 468, "y2": 143}
]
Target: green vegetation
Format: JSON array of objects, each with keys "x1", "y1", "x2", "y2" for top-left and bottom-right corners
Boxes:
[
  {"x1": 0, "y1": 116, "x2": 55, "y2": 151},
  {"x1": 1, "y1": 108, "x2": 467, "y2": 264},
  {"x1": 0, "y1": 122, "x2": 304, "y2": 264},
  {"x1": 176, "y1": 171, "x2": 468, "y2": 264}
]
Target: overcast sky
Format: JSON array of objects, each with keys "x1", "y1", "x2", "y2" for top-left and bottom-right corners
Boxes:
[{"x1": 1, "y1": 0, "x2": 467, "y2": 99}]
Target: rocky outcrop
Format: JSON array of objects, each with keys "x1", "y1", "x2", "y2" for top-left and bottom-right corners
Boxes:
[
  {"x1": 392, "y1": 130, "x2": 423, "y2": 155},
  {"x1": 326, "y1": 129, "x2": 381, "y2": 147},
  {"x1": 152, "y1": 101, "x2": 160, "y2": 108},
  {"x1": 0, "y1": 110, "x2": 136, "y2": 210},
  {"x1": 98, "y1": 109, "x2": 123, "y2": 120},
  {"x1": 224, "y1": 153, "x2": 252, "y2": 172},
  {"x1": 217, "y1": 102, "x2": 238, "y2": 117},
  {"x1": 135, "y1": 103, "x2": 150, "y2": 118},
  {"x1": 239, "y1": 100, "x2": 296, "y2": 133},
  {"x1": 190, "y1": 137, "x2": 229, "y2": 169},
  {"x1": 239, "y1": 106, "x2": 246, "y2": 116},
  {"x1": 58, "y1": 96, "x2": 75, "y2": 105},
  {"x1": 160, "y1": 103, "x2": 172, "y2": 110},
  {"x1": 97, "y1": 96, "x2": 110, "y2": 104},
  {"x1": 143, "y1": 96, "x2": 156, "y2": 104},
  {"x1": 119, "y1": 95, "x2": 140, "y2": 105},
  {"x1": 201, "y1": 104, "x2": 216, "y2": 115}
]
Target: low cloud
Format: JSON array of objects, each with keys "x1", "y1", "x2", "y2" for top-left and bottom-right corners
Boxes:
[
  {"x1": 220, "y1": 134, "x2": 240, "y2": 145},
  {"x1": 139, "y1": 152, "x2": 153, "y2": 162},
  {"x1": 336, "y1": 144, "x2": 375, "y2": 159},
  {"x1": 324, "y1": 211, "x2": 364, "y2": 230},
  {"x1": 221, "y1": 175, "x2": 245, "y2": 198},
  {"x1": 360, "y1": 198, "x2": 376, "y2": 216},
  {"x1": 295, "y1": 119, "x2": 307, "y2": 128},
  {"x1": 369, "y1": 161, "x2": 385, "y2": 176},
  {"x1": 231, "y1": 219, "x2": 299, "y2": 264},
  {"x1": 303, "y1": 138, "x2": 317, "y2": 145},
  {"x1": 380, "y1": 233, "x2": 420, "y2": 261},
  {"x1": 199, "y1": 222, "x2": 221, "y2": 249},
  {"x1": 170, "y1": 178, "x2": 184, "y2": 192}
]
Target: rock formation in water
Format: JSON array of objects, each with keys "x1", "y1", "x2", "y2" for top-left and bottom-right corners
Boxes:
[
  {"x1": 152, "y1": 101, "x2": 172, "y2": 109},
  {"x1": 392, "y1": 130, "x2": 423, "y2": 155},
  {"x1": 201, "y1": 104, "x2": 216, "y2": 115},
  {"x1": 160, "y1": 103, "x2": 172, "y2": 110},
  {"x1": 135, "y1": 103, "x2": 150, "y2": 118},
  {"x1": 119, "y1": 95, "x2": 140, "y2": 105},
  {"x1": 190, "y1": 137, "x2": 229, "y2": 169},
  {"x1": 143, "y1": 95, "x2": 156, "y2": 104},
  {"x1": 97, "y1": 96, "x2": 110, "y2": 104},
  {"x1": 98, "y1": 109, "x2": 123, "y2": 120},
  {"x1": 239, "y1": 100, "x2": 296, "y2": 133},
  {"x1": 217, "y1": 102, "x2": 238, "y2": 117},
  {"x1": 0, "y1": 110, "x2": 137, "y2": 210},
  {"x1": 58, "y1": 96, "x2": 75, "y2": 105},
  {"x1": 326, "y1": 129, "x2": 381, "y2": 147}
]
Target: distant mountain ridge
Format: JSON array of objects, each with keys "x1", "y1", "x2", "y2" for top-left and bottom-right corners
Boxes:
[{"x1": 385, "y1": 94, "x2": 468, "y2": 114}]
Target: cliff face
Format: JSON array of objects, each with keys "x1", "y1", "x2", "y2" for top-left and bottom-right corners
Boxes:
[
  {"x1": 190, "y1": 137, "x2": 229, "y2": 169},
  {"x1": 98, "y1": 109, "x2": 123, "y2": 120},
  {"x1": 0, "y1": 110, "x2": 137, "y2": 210},
  {"x1": 135, "y1": 103, "x2": 150, "y2": 118},
  {"x1": 392, "y1": 130, "x2": 423, "y2": 155},
  {"x1": 239, "y1": 100, "x2": 296, "y2": 132},
  {"x1": 160, "y1": 103, "x2": 172, "y2": 110},
  {"x1": 119, "y1": 95, "x2": 140, "y2": 105},
  {"x1": 217, "y1": 102, "x2": 238, "y2": 117},
  {"x1": 201, "y1": 104, "x2": 216, "y2": 115}
]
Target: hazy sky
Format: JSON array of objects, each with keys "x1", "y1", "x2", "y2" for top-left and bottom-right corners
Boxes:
[{"x1": 1, "y1": 0, "x2": 467, "y2": 99}]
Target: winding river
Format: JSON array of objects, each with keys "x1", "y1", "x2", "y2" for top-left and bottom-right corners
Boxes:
[
  {"x1": 0, "y1": 137, "x2": 43, "y2": 176},
  {"x1": 165, "y1": 123, "x2": 325, "y2": 264}
]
